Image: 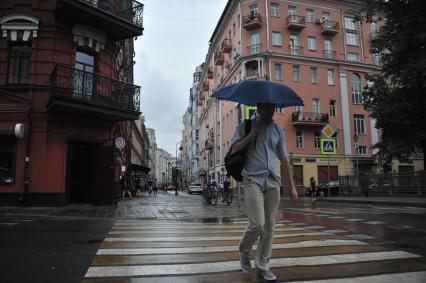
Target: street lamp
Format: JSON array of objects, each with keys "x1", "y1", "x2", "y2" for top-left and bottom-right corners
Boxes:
[{"x1": 176, "y1": 141, "x2": 183, "y2": 191}]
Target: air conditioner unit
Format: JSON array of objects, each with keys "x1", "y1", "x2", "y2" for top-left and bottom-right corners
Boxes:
[{"x1": 314, "y1": 17, "x2": 321, "y2": 24}]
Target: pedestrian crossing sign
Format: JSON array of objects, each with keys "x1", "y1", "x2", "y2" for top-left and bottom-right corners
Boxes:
[
  {"x1": 245, "y1": 106, "x2": 257, "y2": 119},
  {"x1": 320, "y1": 138, "x2": 336, "y2": 155}
]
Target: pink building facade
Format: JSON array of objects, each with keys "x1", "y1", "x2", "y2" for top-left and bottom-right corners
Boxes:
[{"x1": 194, "y1": 0, "x2": 423, "y2": 189}]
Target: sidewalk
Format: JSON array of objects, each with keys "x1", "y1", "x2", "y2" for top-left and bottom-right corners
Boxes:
[{"x1": 313, "y1": 195, "x2": 426, "y2": 208}]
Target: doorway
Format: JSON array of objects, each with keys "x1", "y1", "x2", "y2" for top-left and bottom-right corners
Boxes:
[
  {"x1": 67, "y1": 141, "x2": 96, "y2": 203},
  {"x1": 317, "y1": 165, "x2": 338, "y2": 184}
]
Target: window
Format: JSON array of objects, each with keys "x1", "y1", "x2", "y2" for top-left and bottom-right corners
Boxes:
[
  {"x1": 310, "y1": 67, "x2": 318, "y2": 83},
  {"x1": 312, "y1": 98, "x2": 320, "y2": 113},
  {"x1": 296, "y1": 130, "x2": 304, "y2": 148},
  {"x1": 372, "y1": 53, "x2": 381, "y2": 66},
  {"x1": 356, "y1": 145, "x2": 368, "y2": 156},
  {"x1": 329, "y1": 100, "x2": 336, "y2": 117},
  {"x1": 354, "y1": 114, "x2": 366, "y2": 134},
  {"x1": 324, "y1": 39, "x2": 333, "y2": 59},
  {"x1": 249, "y1": 32, "x2": 260, "y2": 54},
  {"x1": 75, "y1": 51, "x2": 94, "y2": 96},
  {"x1": 8, "y1": 45, "x2": 32, "y2": 84},
  {"x1": 314, "y1": 132, "x2": 321, "y2": 149},
  {"x1": 308, "y1": 37, "x2": 317, "y2": 51},
  {"x1": 347, "y1": 52, "x2": 359, "y2": 62},
  {"x1": 293, "y1": 65, "x2": 300, "y2": 82},
  {"x1": 344, "y1": 17, "x2": 357, "y2": 30},
  {"x1": 271, "y1": 3, "x2": 280, "y2": 17},
  {"x1": 249, "y1": 4, "x2": 258, "y2": 16},
  {"x1": 327, "y1": 69, "x2": 335, "y2": 85},
  {"x1": 346, "y1": 32, "x2": 358, "y2": 46},
  {"x1": 371, "y1": 21, "x2": 378, "y2": 38},
  {"x1": 289, "y1": 34, "x2": 300, "y2": 55},
  {"x1": 274, "y1": 63, "x2": 282, "y2": 80},
  {"x1": 272, "y1": 31, "x2": 282, "y2": 46},
  {"x1": 352, "y1": 73, "x2": 363, "y2": 104},
  {"x1": 193, "y1": 72, "x2": 200, "y2": 83},
  {"x1": 0, "y1": 136, "x2": 16, "y2": 184},
  {"x1": 195, "y1": 129, "x2": 199, "y2": 139},
  {"x1": 276, "y1": 107, "x2": 283, "y2": 113},
  {"x1": 306, "y1": 9, "x2": 315, "y2": 23}
]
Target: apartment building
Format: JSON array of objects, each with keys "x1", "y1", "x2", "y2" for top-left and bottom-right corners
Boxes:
[
  {"x1": 0, "y1": 0, "x2": 144, "y2": 205},
  {"x1": 193, "y1": 0, "x2": 422, "y2": 189}
]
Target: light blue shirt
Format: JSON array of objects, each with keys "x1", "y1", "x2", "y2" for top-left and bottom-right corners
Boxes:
[{"x1": 231, "y1": 116, "x2": 288, "y2": 187}]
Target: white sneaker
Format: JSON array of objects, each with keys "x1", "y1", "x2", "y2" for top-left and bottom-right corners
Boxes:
[{"x1": 258, "y1": 269, "x2": 277, "y2": 281}]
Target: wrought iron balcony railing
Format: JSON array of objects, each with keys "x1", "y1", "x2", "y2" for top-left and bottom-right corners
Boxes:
[
  {"x1": 81, "y1": 0, "x2": 144, "y2": 28},
  {"x1": 50, "y1": 65, "x2": 140, "y2": 112},
  {"x1": 292, "y1": 111, "x2": 329, "y2": 124}
]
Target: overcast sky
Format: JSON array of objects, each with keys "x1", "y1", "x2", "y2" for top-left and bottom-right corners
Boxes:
[{"x1": 134, "y1": 0, "x2": 228, "y2": 155}]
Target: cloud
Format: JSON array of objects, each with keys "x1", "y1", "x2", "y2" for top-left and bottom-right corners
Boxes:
[{"x1": 133, "y1": 0, "x2": 227, "y2": 154}]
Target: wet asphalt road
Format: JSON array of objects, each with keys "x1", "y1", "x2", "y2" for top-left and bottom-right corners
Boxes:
[{"x1": 1, "y1": 190, "x2": 426, "y2": 282}]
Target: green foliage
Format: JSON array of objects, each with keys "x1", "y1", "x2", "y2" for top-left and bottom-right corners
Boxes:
[{"x1": 362, "y1": 0, "x2": 426, "y2": 165}]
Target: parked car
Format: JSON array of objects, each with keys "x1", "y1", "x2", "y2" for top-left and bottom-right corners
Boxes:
[
  {"x1": 318, "y1": 180, "x2": 340, "y2": 196},
  {"x1": 188, "y1": 183, "x2": 202, "y2": 194}
]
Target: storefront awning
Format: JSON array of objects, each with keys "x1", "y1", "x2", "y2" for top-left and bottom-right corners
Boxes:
[{"x1": 130, "y1": 163, "x2": 150, "y2": 174}]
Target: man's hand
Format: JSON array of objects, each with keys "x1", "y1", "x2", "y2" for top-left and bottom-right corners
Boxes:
[{"x1": 290, "y1": 185, "x2": 298, "y2": 200}]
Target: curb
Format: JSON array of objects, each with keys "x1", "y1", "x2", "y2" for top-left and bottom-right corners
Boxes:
[{"x1": 315, "y1": 198, "x2": 426, "y2": 208}]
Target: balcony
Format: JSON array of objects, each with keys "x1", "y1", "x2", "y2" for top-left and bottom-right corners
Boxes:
[
  {"x1": 292, "y1": 111, "x2": 329, "y2": 127},
  {"x1": 214, "y1": 52, "x2": 224, "y2": 65},
  {"x1": 202, "y1": 81, "x2": 209, "y2": 91},
  {"x1": 323, "y1": 50, "x2": 336, "y2": 60},
  {"x1": 221, "y1": 38, "x2": 232, "y2": 53},
  {"x1": 247, "y1": 43, "x2": 261, "y2": 55},
  {"x1": 205, "y1": 133, "x2": 214, "y2": 150},
  {"x1": 242, "y1": 13, "x2": 262, "y2": 30},
  {"x1": 321, "y1": 20, "x2": 339, "y2": 36},
  {"x1": 289, "y1": 45, "x2": 303, "y2": 56},
  {"x1": 49, "y1": 65, "x2": 140, "y2": 120},
  {"x1": 56, "y1": 0, "x2": 144, "y2": 40},
  {"x1": 287, "y1": 15, "x2": 306, "y2": 30},
  {"x1": 207, "y1": 67, "x2": 213, "y2": 79}
]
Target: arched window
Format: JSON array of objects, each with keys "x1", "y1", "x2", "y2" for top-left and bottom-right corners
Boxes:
[{"x1": 352, "y1": 73, "x2": 363, "y2": 104}]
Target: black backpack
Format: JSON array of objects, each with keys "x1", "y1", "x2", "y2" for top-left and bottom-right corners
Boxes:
[{"x1": 224, "y1": 120, "x2": 252, "y2": 182}]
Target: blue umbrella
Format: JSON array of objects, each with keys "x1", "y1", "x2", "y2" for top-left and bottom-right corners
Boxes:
[{"x1": 212, "y1": 80, "x2": 303, "y2": 108}]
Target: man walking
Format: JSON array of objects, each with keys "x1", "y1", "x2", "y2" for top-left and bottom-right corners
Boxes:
[{"x1": 230, "y1": 103, "x2": 298, "y2": 281}]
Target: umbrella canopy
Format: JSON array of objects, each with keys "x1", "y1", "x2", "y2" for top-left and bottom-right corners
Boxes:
[{"x1": 212, "y1": 80, "x2": 303, "y2": 108}]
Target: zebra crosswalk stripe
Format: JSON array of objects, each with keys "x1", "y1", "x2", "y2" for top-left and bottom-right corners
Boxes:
[{"x1": 83, "y1": 218, "x2": 426, "y2": 281}]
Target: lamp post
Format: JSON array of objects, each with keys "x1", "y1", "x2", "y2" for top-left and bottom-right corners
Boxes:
[{"x1": 176, "y1": 141, "x2": 182, "y2": 191}]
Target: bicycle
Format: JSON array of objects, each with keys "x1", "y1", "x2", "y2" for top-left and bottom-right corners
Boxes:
[
  {"x1": 202, "y1": 182, "x2": 218, "y2": 205},
  {"x1": 220, "y1": 181, "x2": 233, "y2": 205}
]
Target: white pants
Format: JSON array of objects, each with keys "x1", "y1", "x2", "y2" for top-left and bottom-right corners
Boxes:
[{"x1": 239, "y1": 176, "x2": 280, "y2": 271}]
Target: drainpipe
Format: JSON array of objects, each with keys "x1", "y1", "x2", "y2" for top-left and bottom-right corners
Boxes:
[{"x1": 19, "y1": 111, "x2": 32, "y2": 205}]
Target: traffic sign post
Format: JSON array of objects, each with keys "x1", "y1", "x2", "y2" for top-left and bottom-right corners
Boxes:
[{"x1": 321, "y1": 138, "x2": 336, "y2": 197}]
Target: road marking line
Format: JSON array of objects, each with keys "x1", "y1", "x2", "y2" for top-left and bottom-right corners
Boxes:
[
  {"x1": 85, "y1": 251, "x2": 420, "y2": 277},
  {"x1": 287, "y1": 271, "x2": 426, "y2": 283},
  {"x1": 364, "y1": 221, "x2": 386, "y2": 225},
  {"x1": 97, "y1": 239, "x2": 367, "y2": 255}
]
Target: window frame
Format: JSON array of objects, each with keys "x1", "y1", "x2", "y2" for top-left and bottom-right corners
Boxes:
[
  {"x1": 352, "y1": 73, "x2": 363, "y2": 104},
  {"x1": 306, "y1": 9, "x2": 315, "y2": 23},
  {"x1": 329, "y1": 100, "x2": 337, "y2": 117},
  {"x1": 346, "y1": 32, "x2": 359, "y2": 46},
  {"x1": 272, "y1": 31, "x2": 282, "y2": 46},
  {"x1": 8, "y1": 44, "x2": 32, "y2": 84},
  {"x1": 293, "y1": 65, "x2": 301, "y2": 82},
  {"x1": 296, "y1": 130, "x2": 304, "y2": 149},
  {"x1": 274, "y1": 63, "x2": 282, "y2": 80},
  {"x1": 308, "y1": 37, "x2": 317, "y2": 51},
  {"x1": 354, "y1": 114, "x2": 366, "y2": 135},
  {"x1": 310, "y1": 67, "x2": 318, "y2": 84},
  {"x1": 347, "y1": 52, "x2": 359, "y2": 62},
  {"x1": 327, "y1": 69, "x2": 335, "y2": 85},
  {"x1": 271, "y1": 3, "x2": 280, "y2": 17},
  {"x1": 344, "y1": 17, "x2": 357, "y2": 30},
  {"x1": 314, "y1": 132, "x2": 321, "y2": 149}
]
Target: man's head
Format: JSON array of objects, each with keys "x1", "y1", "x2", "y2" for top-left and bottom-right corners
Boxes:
[{"x1": 256, "y1": 103, "x2": 276, "y2": 122}]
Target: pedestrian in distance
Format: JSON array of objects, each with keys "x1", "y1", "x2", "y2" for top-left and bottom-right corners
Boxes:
[
  {"x1": 310, "y1": 176, "x2": 316, "y2": 200},
  {"x1": 121, "y1": 174, "x2": 132, "y2": 200},
  {"x1": 230, "y1": 103, "x2": 298, "y2": 281}
]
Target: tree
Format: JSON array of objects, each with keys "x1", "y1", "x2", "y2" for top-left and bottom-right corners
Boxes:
[{"x1": 362, "y1": 0, "x2": 426, "y2": 170}]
